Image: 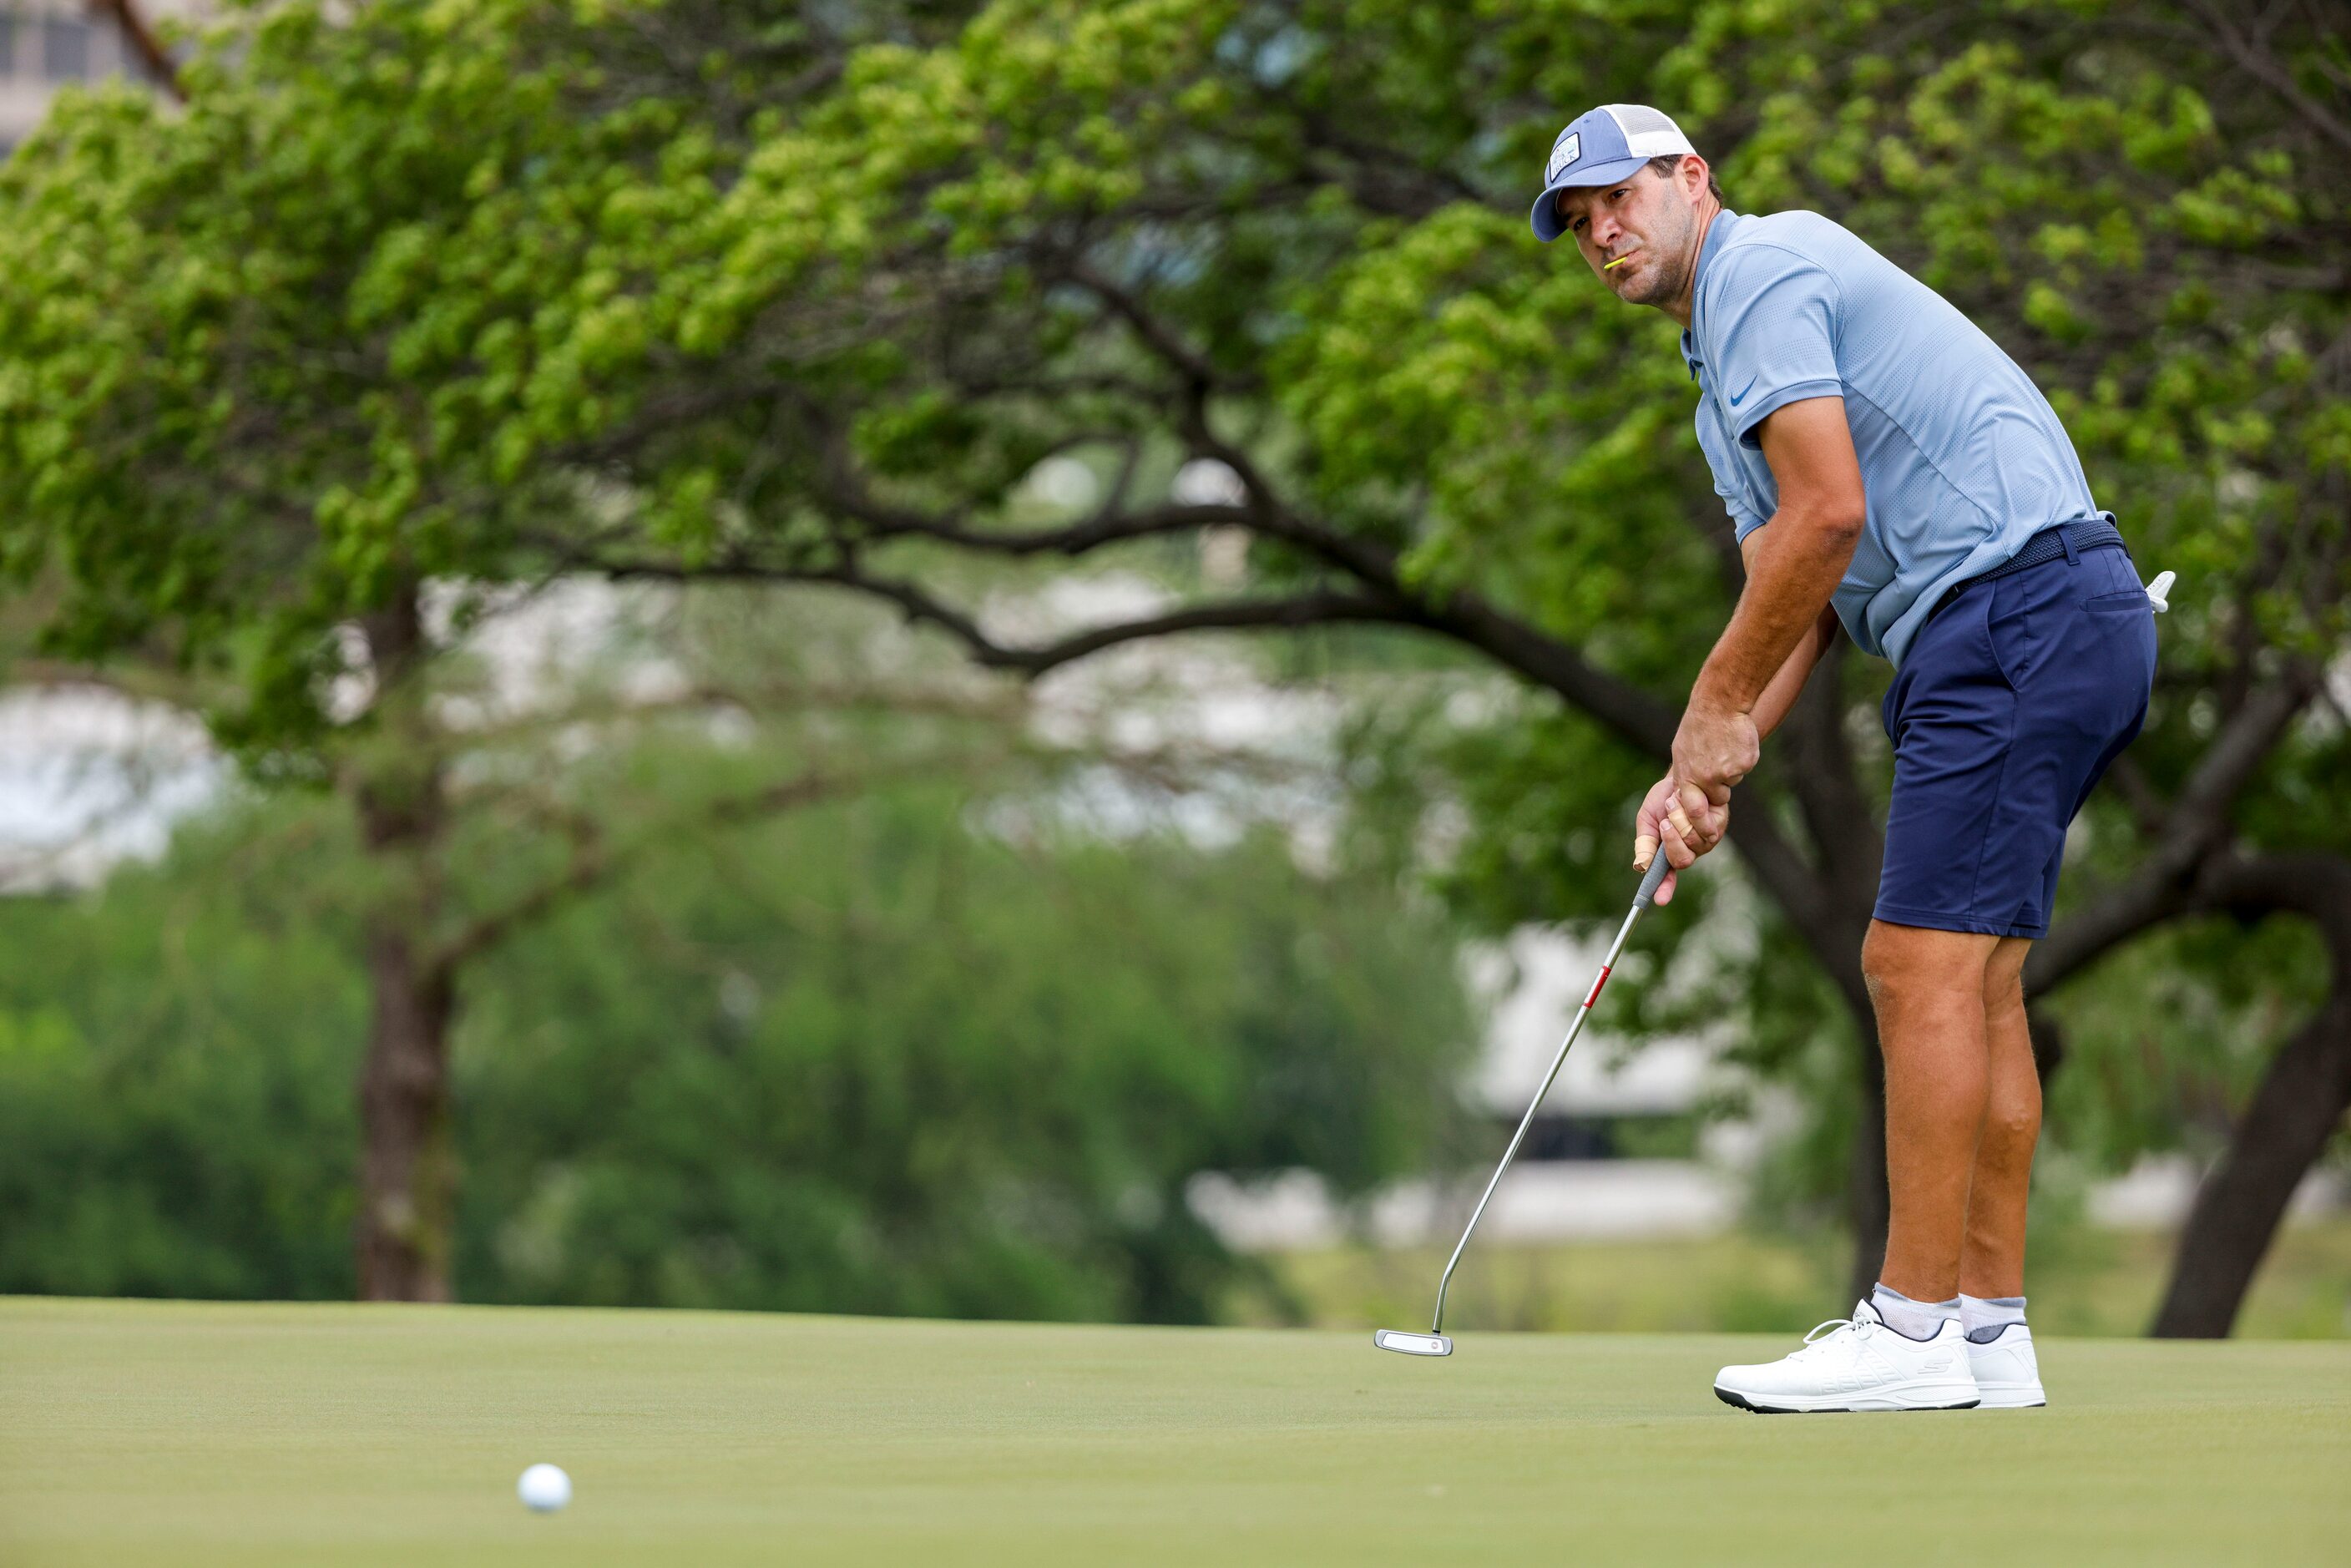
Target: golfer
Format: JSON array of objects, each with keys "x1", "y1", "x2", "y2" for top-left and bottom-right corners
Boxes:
[{"x1": 1532, "y1": 105, "x2": 2157, "y2": 1412}]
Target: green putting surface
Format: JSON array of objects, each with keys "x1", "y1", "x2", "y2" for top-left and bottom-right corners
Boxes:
[{"x1": 3, "y1": 1297, "x2": 2345, "y2": 1565}]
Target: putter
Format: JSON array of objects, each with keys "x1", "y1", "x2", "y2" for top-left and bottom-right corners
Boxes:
[{"x1": 1374, "y1": 848, "x2": 1676, "y2": 1357}]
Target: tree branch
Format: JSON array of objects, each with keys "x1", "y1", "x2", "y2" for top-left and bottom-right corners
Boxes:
[
  {"x1": 0, "y1": 656, "x2": 208, "y2": 708},
  {"x1": 2030, "y1": 672, "x2": 2320, "y2": 992},
  {"x1": 1061, "y1": 255, "x2": 1241, "y2": 393},
  {"x1": 2200, "y1": 851, "x2": 2351, "y2": 953},
  {"x1": 92, "y1": 0, "x2": 182, "y2": 101},
  {"x1": 984, "y1": 589, "x2": 1423, "y2": 673},
  {"x1": 820, "y1": 482, "x2": 1255, "y2": 559},
  {"x1": 2182, "y1": 0, "x2": 2351, "y2": 156},
  {"x1": 577, "y1": 549, "x2": 1422, "y2": 677},
  {"x1": 430, "y1": 759, "x2": 967, "y2": 976}
]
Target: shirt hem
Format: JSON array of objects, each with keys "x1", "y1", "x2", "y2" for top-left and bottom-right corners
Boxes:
[{"x1": 1732, "y1": 378, "x2": 1845, "y2": 448}]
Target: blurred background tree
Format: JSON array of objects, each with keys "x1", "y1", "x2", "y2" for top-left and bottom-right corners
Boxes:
[
  {"x1": 1, "y1": 0, "x2": 2343, "y2": 1333},
  {"x1": 0, "y1": 606, "x2": 1475, "y2": 1318}
]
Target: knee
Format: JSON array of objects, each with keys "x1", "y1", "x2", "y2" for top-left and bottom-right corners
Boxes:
[
  {"x1": 1861, "y1": 922, "x2": 1949, "y2": 1008},
  {"x1": 1982, "y1": 967, "x2": 2027, "y2": 1027},
  {"x1": 1860, "y1": 923, "x2": 1904, "y2": 1000}
]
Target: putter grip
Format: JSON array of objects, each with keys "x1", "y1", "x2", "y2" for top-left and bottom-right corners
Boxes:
[{"x1": 1636, "y1": 847, "x2": 1673, "y2": 908}]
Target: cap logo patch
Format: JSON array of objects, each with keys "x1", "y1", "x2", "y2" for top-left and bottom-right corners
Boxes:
[{"x1": 1545, "y1": 130, "x2": 1580, "y2": 184}]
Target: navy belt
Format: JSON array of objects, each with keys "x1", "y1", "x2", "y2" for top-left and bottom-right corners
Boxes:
[{"x1": 1929, "y1": 518, "x2": 2129, "y2": 621}]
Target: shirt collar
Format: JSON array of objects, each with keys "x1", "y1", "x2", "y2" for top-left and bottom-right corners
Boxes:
[{"x1": 1678, "y1": 208, "x2": 1742, "y2": 380}]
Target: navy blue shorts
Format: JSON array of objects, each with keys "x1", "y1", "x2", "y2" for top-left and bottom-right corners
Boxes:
[{"x1": 1876, "y1": 537, "x2": 2156, "y2": 939}]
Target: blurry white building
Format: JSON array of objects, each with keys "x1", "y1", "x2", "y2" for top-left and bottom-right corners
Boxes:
[
  {"x1": 1190, "y1": 925, "x2": 1761, "y2": 1251},
  {"x1": 0, "y1": 2, "x2": 192, "y2": 154}
]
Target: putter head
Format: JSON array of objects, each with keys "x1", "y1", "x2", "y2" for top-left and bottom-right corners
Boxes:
[{"x1": 1373, "y1": 1328, "x2": 1453, "y2": 1357}]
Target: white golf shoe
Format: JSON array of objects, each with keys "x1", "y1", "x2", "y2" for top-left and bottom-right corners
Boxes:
[
  {"x1": 1964, "y1": 1323, "x2": 2046, "y2": 1408},
  {"x1": 1714, "y1": 1299, "x2": 1980, "y2": 1414}
]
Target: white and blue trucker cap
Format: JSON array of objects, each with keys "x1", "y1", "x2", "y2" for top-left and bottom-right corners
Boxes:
[{"x1": 1529, "y1": 104, "x2": 1697, "y2": 242}]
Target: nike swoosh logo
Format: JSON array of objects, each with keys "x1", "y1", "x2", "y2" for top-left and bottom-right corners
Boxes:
[{"x1": 1727, "y1": 378, "x2": 1757, "y2": 407}]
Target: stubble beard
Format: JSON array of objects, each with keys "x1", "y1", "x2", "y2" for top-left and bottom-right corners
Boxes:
[{"x1": 1615, "y1": 198, "x2": 1696, "y2": 307}]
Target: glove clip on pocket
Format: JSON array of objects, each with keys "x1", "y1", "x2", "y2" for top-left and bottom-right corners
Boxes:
[{"x1": 2143, "y1": 569, "x2": 2175, "y2": 614}]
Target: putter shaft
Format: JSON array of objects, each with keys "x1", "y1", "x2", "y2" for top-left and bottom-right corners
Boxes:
[{"x1": 1428, "y1": 855, "x2": 1671, "y2": 1336}]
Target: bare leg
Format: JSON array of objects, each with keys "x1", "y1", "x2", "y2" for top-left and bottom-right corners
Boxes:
[
  {"x1": 1959, "y1": 937, "x2": 2038, "y2": 1299},
  {"x1": 1862, "y1": 919, "x2": 2000, "y2": 1303}
]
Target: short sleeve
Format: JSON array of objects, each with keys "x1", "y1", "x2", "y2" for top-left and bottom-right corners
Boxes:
[
  {"x1": 1704, "y1": 245, "x2": 1843, "y2": 449},
  {"x1": 1716, "y1": 470, "x2": 1767, "y2": 540},
  {"x1": 1693, "y1": 401, "x2": 1767, "y2": 539}
]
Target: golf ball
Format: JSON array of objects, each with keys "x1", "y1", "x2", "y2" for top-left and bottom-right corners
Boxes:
[{"x1": 518, "y1": 1463, "x2": 572, "y2": 1513}]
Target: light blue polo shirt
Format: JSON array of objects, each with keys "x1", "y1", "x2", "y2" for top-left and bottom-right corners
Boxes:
[{"x1": 1681, "y1": 210, "x2": 2102, "y2": 665}]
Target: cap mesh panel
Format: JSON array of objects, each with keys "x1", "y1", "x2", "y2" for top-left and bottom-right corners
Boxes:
[{"x1": 1604, "y1": 104, "x2": 1681, "y2": 137}]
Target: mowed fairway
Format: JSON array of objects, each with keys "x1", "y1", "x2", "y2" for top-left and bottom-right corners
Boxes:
[{"x1": 3, "y1": 1297, "x2": 2344, "y2": 1566}]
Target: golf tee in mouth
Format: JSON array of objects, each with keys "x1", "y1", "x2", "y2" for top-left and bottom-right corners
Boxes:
[{"x1": 1604, "y1": 249, "x2": 1639, "y2": 271}]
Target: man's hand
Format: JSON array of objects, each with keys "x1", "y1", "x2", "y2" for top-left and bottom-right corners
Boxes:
[
  {"x1": 1633, "y1": 774, "x2": 1729, "y2": 906},
  {"x1": 1635, "y1": 700, "x2": 1752, "y2": 905},
  {"x1": 1670, "y1": 696, "x2": 1759, "y2": 810}
]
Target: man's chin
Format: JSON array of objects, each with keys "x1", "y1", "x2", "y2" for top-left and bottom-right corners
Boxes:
[{"x1": 1612, "y1": 261, "x2": 1674, "y2": 306}]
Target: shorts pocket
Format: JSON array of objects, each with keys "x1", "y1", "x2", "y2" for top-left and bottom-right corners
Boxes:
[
  {"x1": 2084, "y1": 589, "x2": 2151, "y2": 614},
  {"x1": 1984, "y1": 583, "x2": 2029, "y2": 691}
]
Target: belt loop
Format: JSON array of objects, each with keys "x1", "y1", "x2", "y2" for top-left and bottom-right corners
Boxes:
[{"x1": 2060, "y1": 526, "x2": 2080, "y2": 567}]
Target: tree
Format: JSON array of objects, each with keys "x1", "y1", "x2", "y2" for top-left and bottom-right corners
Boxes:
[
  {"x1": 0, "y1": 742, "x2": 1476, "y2": 1322},
  {"x1": 548, "y1": 0, "x2": 2348, "y2": 1323},
  {"x1": 3, "y1": 0, "x2": 2343, "y2": 1328},
  {"x1": 0, "y1": 0, "x2": 1000, "y2": 1300},
  {"x1": 1742, "y1": 4, "x2": 2351, "y2": 1334}
]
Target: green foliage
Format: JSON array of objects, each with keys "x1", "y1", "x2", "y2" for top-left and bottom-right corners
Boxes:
[
  {"x1": 2045, "y1": 913, "x2": 2333, "y2": 1171},
  {"x1": 3, "y1": 0, "x2": 2343, "y2": 1232},
  {"x1": 10, "y1": 0, "x2": 2338, "y2": 771},
  {"x1": 0, "y1": 766, "x2": 1474, "y2": 1322},
  {"x1": 0, "y1": 823, "x2": 365, "y2": 1299},
  {"x1": 1744, "y1": 16, "x2": 2351, "y2": 822}
]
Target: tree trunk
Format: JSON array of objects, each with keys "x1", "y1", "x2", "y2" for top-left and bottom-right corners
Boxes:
[
  {"x1": 2143, "y1": 856, "x2": 2351, "y2": 1336},
  {"x1": 356, "y1": 919, "x2": 458, "y2": 1302},
  {"x1": 1772, "y1": 651, "x2": 1893, "y2": 1302},
  {"x1": 347, "y1": 581, "x2": 459, "y2": 1303},
  {"x1": 2150, "y1": 994, "x2": 2351, "y2": 1337},
  {"x1": 1845, "y1": 1036, "x2": 1890, "y2": 1303}
]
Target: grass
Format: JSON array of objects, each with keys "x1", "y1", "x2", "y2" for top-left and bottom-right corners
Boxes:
[
  {"x1": 5, "y1": 1297, "x2": 2348, "y2": 1565},
  {"x1": 1241, "y1": 1216, "x2": 2351, "y2": 1338}
]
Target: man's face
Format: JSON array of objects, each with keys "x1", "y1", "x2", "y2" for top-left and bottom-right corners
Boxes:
[{"x1": 1552, "y1": 163, "x2": 1702, "y2": 307}]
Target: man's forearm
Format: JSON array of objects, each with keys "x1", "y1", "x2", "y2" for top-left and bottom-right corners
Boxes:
[
  {"x1": 1691, "y1": 511, "x2": 1859, "y2": 719},
  {"x1": 1748, "y1": 605, "x2": 1839, "y2": 739},
  {"x1": 1661, "y1": 395, "x2": 1866, "y2": 817}
]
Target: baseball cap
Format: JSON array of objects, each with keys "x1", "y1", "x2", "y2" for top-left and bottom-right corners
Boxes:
[{"x1": 1529, "y1": 104, "x2": 1698, "y2": 242}]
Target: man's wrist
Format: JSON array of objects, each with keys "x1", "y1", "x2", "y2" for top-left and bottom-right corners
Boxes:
[{"x1": 1687, "y1": 671, "x2": 1755, "y2": 720}]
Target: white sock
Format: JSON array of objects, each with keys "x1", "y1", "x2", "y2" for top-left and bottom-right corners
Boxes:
[
  {"x1": 1960, "y1": 1293, "x2": 2027, "y2": 1343},
  {"x1": 1870, "y1": 1282, "x2": 1959, "y2": 1341}
]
